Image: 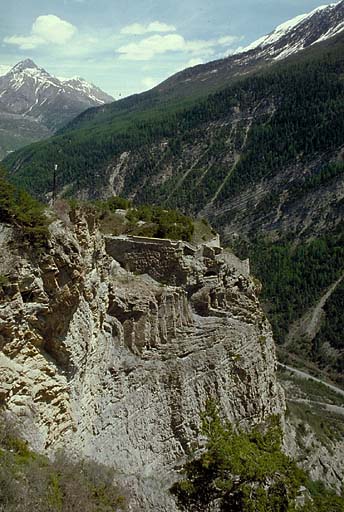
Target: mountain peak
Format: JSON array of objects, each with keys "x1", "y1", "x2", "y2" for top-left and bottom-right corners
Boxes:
[
  {"x1": 11, "y1": 59, "x2": 40, "y2": 73},
  {"x1": 0, "y1": 58, "x2": 114, "y2": 157},
  {"x1": 240, "y1": 1, "x2": 344, "y2": 55},
  {"x1": 63, "y1": 76, "x2": 85, "y2": 82}
]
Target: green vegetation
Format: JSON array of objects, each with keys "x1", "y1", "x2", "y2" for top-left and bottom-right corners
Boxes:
[
  {"x1": 232, "y1": 228, "x2": 344, "y2": 383},
  {"x1": 125, "y1": 204, "x2": 194, "y2": 241},
  {"x1": 0, "y1": 275, "x2": 9, "y2": 288},
  {"x1": 245, "y1": 230, "x2": 344, "y2": 344},
  {"x1": 172, "y1": 401, "x2": 344, "y2": 511},
  {"x1": 213, "y1": 52, "x2": 344, "y2": 206},
  {"x1": 4, "y1": 37, "x2": 344, "y2": 212},
  {"x1": 302, "y1": 481, "x2": 344, "y2": 512},
  {"x1": 0, "y1": 167, "x2": 49, "y2": 248},
  {"x1": 286, "y1": 401, "x2": 344, "y2": 451},
  {"x1": 188, "y1": 218, "x2": 216, "y2": 245},
  {"x1": 278, "y1": 368, "x2": 344, "y2": 407},
  {"x1": 95, "y1": 195, "x2": 132, "y2": 212},
  {"x1": 72, "y1": 196, "x2": 195, "y2": 242},
  {"x1": 0, "y1": 416, "x2": 127, "y2": 511},
  {"x1": 287, "y1": 161, "x2": 344, "y2": 201}
]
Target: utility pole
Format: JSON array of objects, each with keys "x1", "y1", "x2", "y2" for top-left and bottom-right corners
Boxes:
[{"x1": 52, "y1": 163, "x2": 58, "y2": 205}]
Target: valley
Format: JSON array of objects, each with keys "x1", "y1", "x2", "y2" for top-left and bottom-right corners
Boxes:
[
  {"x1": 0, "y1": 1, "x2": 344, "y2": 510},
  {"x1": 3, "y1": 4, "x2": 343, "y2": 385}
]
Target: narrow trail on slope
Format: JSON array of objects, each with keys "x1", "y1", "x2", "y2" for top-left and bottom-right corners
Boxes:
[
  {"x1": 165, "y1": 145, "x2": 211, "y2": 203},
  {"x1": 204, "y1": 99, "x2": 267, "y2": 210},
  {"x1": 286, "y1": 397, "x2": 344, "y2": 417},
  {"x1": 286, "y1": 273, "x2": 344, "y2": 346},
  {"x1": 278, "y1": 363, "x2": 344, "y2": 398}
]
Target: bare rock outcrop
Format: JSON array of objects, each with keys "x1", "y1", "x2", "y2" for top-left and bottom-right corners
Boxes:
[{"x1": 0, "y1": 212, "x2": 284, "y2": 510}]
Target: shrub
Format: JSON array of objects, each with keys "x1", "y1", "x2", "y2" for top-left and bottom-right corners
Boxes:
[
  {"x1": 0, "y1": 167, "x2": 49, "y2": 249},
  {"x1": 171, "y1": 401, "x2": 344, "y2": 511},
  {"x1": 0, "y1": 416, "x2": 127, "y2": 511}
]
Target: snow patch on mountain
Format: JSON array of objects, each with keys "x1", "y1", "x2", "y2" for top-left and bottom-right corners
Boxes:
[
  {"x1": 243, "y1": 13, "x2": 310, "y2": 52},
  {"x1": 313, "y1": 19, "x2": 344, "y2": 43},
  {"x1": 61, "y1": 77, "x2": 109, "y2": 105},
  {"x1": 240, "y1": 2, "x2": 342, "y2": 55},
  {"x1": 0, "y1": 59, "x2": 114, "y2": 139}
]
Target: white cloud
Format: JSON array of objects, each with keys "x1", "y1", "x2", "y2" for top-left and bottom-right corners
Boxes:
[
  {"x1": 0, "y1": 64, "x2": 11, "y2": 76},
  {"x1": 217, "y1": 35, "x2": 239, "y2": 46},
  {"x1": 117, "y1": 30, "x2": 242, "y2": 61},
  {"x1": 118, "y1": 33, "x2": 185, "y2": 60},
  {"x1": 117, "y1": 33, "x2": 223, "y2": 61},
  {"x1": 4, "y1": 15, "x2": 77, "y2": 50},
  {"x1": 184, "y1": 39, "x2": 215, "y2": 56},
  {"x1": 142, "y1": 76, "x2": 159, "y2": 90},
  {"x1": 186, "y1": 57, "x2": 204, "y2": 67},
  {"x1": 121, "y1": 21, "x2": 176, "y2": 35}
]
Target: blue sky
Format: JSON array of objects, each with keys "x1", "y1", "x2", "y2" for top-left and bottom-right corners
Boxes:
[{"x1": 0, "y1": 0, "x2": 335, "y2": 98}]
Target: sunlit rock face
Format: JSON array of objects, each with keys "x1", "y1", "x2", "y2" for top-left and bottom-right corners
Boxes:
[{"x1": 0, "y1": 213, "x2": 284, "y2": 511}]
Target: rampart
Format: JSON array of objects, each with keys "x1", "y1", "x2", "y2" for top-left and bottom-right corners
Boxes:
[
  {"x1": 220, "y1": 251, "x2": 250, "y2": 276},
  {"x1": 105, "y1": 235, "x2": 195, "y2": 286},
  {"x1": 105, "y1": 235, "x2": 250, "y2": 286}
]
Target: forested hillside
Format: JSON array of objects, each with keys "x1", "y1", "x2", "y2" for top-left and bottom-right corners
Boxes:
[
  {"x1": 3, "y1": 33, "x2": 344, "y2": 384},
  {"x1": 3, "y1": 34, "x2": 343, "y2": 206},
  {"x1": 235, "y1": 229, "x2": 344, "y2": 385}
]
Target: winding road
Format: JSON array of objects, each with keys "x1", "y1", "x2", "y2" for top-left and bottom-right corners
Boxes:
[
  {"x1": 286, "y1": 397, "x2": 344, "y2": 417},
  {"x1": 278, "y1": 362, "x2": 344, "y2": 398}
]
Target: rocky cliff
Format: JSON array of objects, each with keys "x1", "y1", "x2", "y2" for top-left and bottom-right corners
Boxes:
[{"x1": 0, "y1": 211, "x2": 284, "y2": 510}]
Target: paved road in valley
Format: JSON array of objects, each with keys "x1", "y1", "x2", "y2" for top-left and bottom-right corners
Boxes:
[
  {"x1": 286, "y1": 397, "x2": 344, "y2": 416},
  {"x1": 278, "y1": 363, "x2": 344, "y2": 398}
]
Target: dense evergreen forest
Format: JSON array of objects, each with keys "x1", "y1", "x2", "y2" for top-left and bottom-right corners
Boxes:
[
  {"x1": 3, "y1": 34, "x2": 344, "y2": 206},
  {"x1": 3, "y1": 33, "x2": 344, "y2": 384},
  {"x1": 235, "y1": 227, "x2": 344, "y2": 384},
  {"x1": 244, "y1": 230, "x2": 344, "y2": 343}
]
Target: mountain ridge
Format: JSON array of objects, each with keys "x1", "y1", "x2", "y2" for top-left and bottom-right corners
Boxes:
[
  {"x1": 60, "y1": 0, "x2": 344, "y2": 136},
  {"x1": 0, "y1": 59, "x2": 114, "y2": 158},
  {"x1": 3, "y1": 3, "x2": 344, "y2": 384}
]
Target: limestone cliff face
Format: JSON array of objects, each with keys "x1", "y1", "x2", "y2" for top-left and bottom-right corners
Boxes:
[{"x1": 0, "y1": 213, "x2": 284, "y2": 510}]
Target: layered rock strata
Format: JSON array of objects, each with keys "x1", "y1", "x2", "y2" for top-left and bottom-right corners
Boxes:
[{"x1": 0, "y1": 213, "x2": 284, "y2": 510}]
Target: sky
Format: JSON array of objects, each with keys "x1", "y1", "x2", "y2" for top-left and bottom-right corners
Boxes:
[{"x1": 0, "y1": 0, "x2": 336, "y2": 99}]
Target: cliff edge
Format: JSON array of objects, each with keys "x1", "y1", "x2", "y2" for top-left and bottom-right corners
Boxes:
[{"x1": 0, "y1": 211, "x2": 284, "y2": 510}]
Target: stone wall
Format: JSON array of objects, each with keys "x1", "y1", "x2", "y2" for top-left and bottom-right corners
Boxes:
[
  {"x1": 105, "y1": 235, "x2": 250, "y2": 288},
  {"x1": 105, "y1": 235, "x2": 191, "y2": 286},
  {"x1": 221, "y1": 251, "x2": 250, "y2": 276},
  {"x1": 0, "y1": 217, "x2": 282, "y2": 511}
]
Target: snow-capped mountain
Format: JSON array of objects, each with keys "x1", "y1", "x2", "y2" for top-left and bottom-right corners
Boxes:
[
  {"x1": 0, "y1": 59, "x2": 113, "y2": 129},
  {"x1": 0, "y1": 59, "x2": 114, "y2": 158},
  {"x1": 240, "y1": 2, "x2": 344, "y2": 60},
  {"x1": 60, "y1": 76, "x2": 113, "y2": 106},
  {"x1": 157, "y1": 1, "x2": 344, "y2": 95}
]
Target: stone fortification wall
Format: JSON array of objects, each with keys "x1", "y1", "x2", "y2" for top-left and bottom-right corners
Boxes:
[
  {"x1": 105, "y1": 235, "x2": 250, "y2": 288},
  {"x1": 105, "y1": 235, "x2": 192, "y2": 286},
  {"x1": 220, "y1": 251, "x2": 250, "y2": 276},
  {"x1": 202, "y1": 234, "x2": 221, "y2": 248},
  {"x1": 1, "y1": 222, "x2": 280, "y2": 512}
]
